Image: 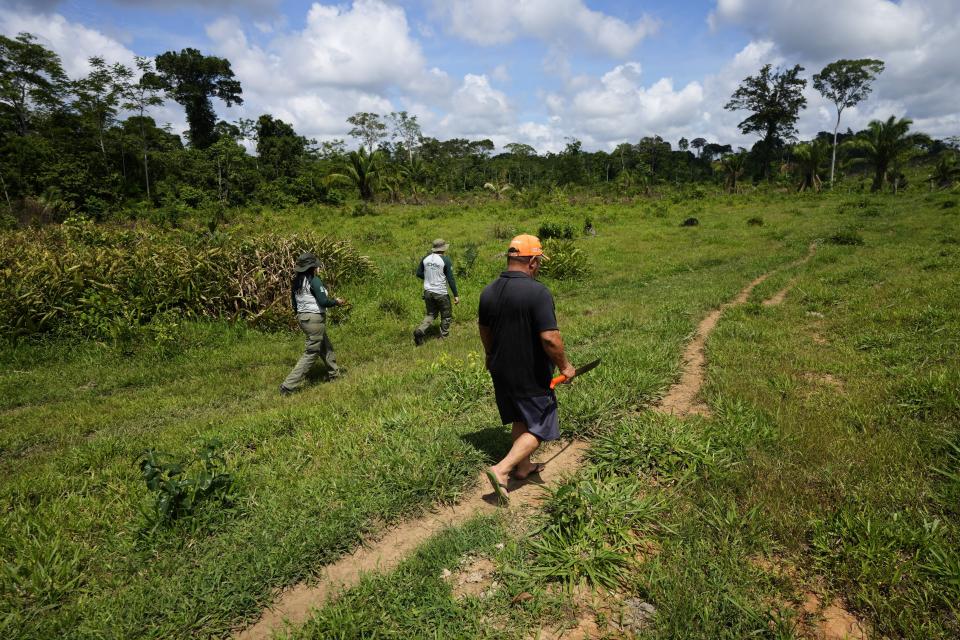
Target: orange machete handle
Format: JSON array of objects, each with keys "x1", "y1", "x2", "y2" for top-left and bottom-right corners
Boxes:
[{"x1": 550, "y1": 374, "x2": 568, "y2": 389}]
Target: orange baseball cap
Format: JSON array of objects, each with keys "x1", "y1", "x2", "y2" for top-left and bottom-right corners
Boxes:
[{"x1": 507, "y1": 234, "x2": 548, "y2": 259}]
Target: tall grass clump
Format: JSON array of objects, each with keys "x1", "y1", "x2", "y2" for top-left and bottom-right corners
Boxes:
[
  {"x1": 0, "y1": 216, "x2": 376, "y2": 338},
  {"x1": 540, "y1": 239, "x2": 588, "y2": 280}
]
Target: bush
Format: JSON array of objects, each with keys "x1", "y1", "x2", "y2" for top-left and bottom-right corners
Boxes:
[
  {"x1": 0, "y1": 226, "x2": 377, "y2": 338},
  {"x1": 540, "y1": 239, "x2": 588, "y2": 280},
  {"x1": 827, "y1": 228, "x2": 865, "y2": 246},
  {"x1": 538, "y1": 220, "x2": 575, "y2": 240},
  {"x1": 455, "y1": 242, "x2": 479, "y2": 278},
  {"x1": 681, "y1": 217, "x2": 699, "y2": 227},
  {"x1": 746, "y1": 216, "x2": 764, "y2": 226},
  {"x1": 138, "y1": 440, "x2": 235, "y2": 530}
]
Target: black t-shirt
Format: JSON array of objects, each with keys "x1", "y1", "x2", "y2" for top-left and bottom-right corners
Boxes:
[{"x1": 478, "y1": 271, "x2": 558, "y2": 397}]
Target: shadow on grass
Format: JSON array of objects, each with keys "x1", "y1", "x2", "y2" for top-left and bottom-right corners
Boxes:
[{"x1": 460, "y1": 425, "x2": 512, "y2": 463}]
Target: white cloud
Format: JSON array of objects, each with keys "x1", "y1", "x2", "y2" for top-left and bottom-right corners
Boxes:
[
  {"x1": 538, "y1": 62, "x2": 706, "y2": 148},
  {"x1": 0, "y1": 9, "x2": 137, "y2": 77},
  {"x1": 438, "y1": 74, "x2": 512, "y2": 136},
  {"x1": 708, "y1": 0, "x2": 960, "y2": 140},
  {"x1": 710, "y1": 0, "x2": 926, "y2": 60},
  {"x1": 439, "y1": 0, "x2": 659, "y2": 58}
]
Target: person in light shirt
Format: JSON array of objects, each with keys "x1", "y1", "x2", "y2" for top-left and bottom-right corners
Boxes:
[{"x1": 413, "y1": 238, "x2": 460, "y2": 345}]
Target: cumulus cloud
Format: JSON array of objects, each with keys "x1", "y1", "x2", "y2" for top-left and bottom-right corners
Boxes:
[
  {"x1": 202, "y1": 1, "x2": 458, "y2": 142},
  {"x1": 439, "y1": 0, "x2": 659, "y2": 58},
  {"x1": 0, "y1": 9, "x2": 137, "y2": 77},
  {"x1": 438, "y1": 74, "x2": 512, "y2": 136},
  {"x1": 708, "y1": 0, "x2": 960, "y2": 139}
]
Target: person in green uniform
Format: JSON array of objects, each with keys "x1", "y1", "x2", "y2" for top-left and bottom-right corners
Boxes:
[
  {"x1": 280, "y1": 252, "x2": 346, "y2": 395},
  {"x1": 414, "y1": 238, "x2": 460, "y2": 345}
]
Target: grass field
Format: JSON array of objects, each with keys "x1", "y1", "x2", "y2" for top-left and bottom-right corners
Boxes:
[{"x1": 2, "y1": 189, "x2": 959, "y2": 638}]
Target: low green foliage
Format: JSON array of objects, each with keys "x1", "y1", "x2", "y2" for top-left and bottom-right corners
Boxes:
[
  {"x1": 537, "y1": 220, "x2": 576, "y2": 240},
  {"x1": 539, "y1": 239, "x2": 588, "y2": 280},
  {"x1": 138, "y1": 440, "x2": 235, "y2": 530},
  {"x1": 827, "y1": 227, "x2": 865, "y2": 245},
  {"x1": 0, "y1": 223, "x2": 375, "y2": 338},
  {"x1": 529, "y1": 472, "x2": 662, "y2": 589}
]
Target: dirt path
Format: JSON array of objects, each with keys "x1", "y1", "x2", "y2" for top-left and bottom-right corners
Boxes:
[
  {"x1": 657, "y1": 243, "x2": 817, "y2": 418},
  {"x1": 236, "y1": 439, "x2": 588, "y2": 640},
  {"x1": 235, "y1": 244, "x2": 818, "y2": 640}
]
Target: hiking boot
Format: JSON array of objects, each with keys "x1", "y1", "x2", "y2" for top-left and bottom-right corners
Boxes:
[
  {"x1": 279, "y1": 384, "x2": 294, "y2": 397},
  {"x1": 413, "y1": 330, "x2": 424, "y2": 346}
]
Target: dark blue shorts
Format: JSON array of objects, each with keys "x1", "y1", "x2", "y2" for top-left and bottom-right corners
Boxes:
[{"x1": 493, "y1": 387, "x2": 560, "y2": 442}]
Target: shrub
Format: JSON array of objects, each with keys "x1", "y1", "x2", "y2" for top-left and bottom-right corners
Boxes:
[
  {"x1": 681, "y1": 217, "x2": 700, "y2": 227},
  {"x1": 746, "y1": 216, "x2": 764, "y2": 226},
  {"x1": 942, "y1": 200, "x2": 957, "y2": 210},
  {"x1": 538, "y1": 220, "x2": 575, "y2": 240},
  {"x1": 0, "y1": 226, "x2": 376, "y2": 338},
  {"x1": 455, "y1": 241, "x2": 479, "y2": 278},
  {"x1": 827, "y1": 228, "x2": 865, "y2": 246},
  {"x1": 138, "y1": 440, "x2": 235, "y2": 530},
  {"x1": 540, "y1": 239, "x2": 588, "y2": 280}
]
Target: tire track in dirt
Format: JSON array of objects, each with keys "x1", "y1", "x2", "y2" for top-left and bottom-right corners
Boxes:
[
  {"x1": 657, "y1": 243, "x2": 817, "y2": 418},
  {"x1": 235, "y1": 243, "x2": 818, "y2": 640}
]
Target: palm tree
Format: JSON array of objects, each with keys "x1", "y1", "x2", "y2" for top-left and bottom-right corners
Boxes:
[
  {"x1": 792, "y1": 140, "x2": 829, "y2": 193},
  {"x1": 483, "y1": 173, "x2": 512, "y2": 200},
  {"x1": 845, "y1": 116, "x2": 925, "y2": 192},
  {"x1": 929, "y1": 152, "x2": 960, "y2": 190},
  {"x1": 325, "y1": 146, "x2": 383, "y2": 201},
  {"x1": 719, "y1": 152, "x2": 746, "y2": 193}
]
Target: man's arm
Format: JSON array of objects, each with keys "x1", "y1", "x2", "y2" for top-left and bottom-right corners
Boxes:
[
  {"x1": 540, "y1": 330, "x2": 576, "y2": 382},
  {"x1": 415, "y1": 256, "x2": 425, "y2": 280},
  {"x1": 479, "y1": 324, "x2": 494, "y2": 369},
  {"x1": 310, "y1": 277, "x2": 344, "y2": 308},
  {"x1": 442, "y1": 255, "x2": 460, "y2": 301}
]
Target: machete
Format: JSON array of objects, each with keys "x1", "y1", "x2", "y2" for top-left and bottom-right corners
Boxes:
[{"x1": 550, "y1": 358, "x2": 602, "y2": 389}]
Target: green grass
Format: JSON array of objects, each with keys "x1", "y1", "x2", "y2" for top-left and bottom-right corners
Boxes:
[{"x1": 3, "y1": 189, "x2": 958, "y2": 638}]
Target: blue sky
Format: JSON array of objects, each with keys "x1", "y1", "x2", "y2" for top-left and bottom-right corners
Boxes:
[{"x1": 3, "y1": 0, "x2": 958, "y2": 152}]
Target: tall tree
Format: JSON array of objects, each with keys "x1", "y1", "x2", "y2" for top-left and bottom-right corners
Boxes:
[
  {"x1": 690, "y1": 137, "x2": 706, "y2": 158},
  {"x1": 725, "y1": 64, "x2": 807, "y2": 179},
  {"x1": 678, "y1": 137, "x2": 689, "y2": 152},
  {"x1": 813, "y1": 58, "x2": 884, "y2": 186},
  {"x1": 0, "y1": 32, "x2": 67, "y2": 137},
  {"x1": 154, "y1": 48, "x2": 242, "y2": 149},
  {"x1": 846, "y1": 116, "x2": 926, "y2": 192},
  {"x1": 255, "y1": 114, "x2": 308, "y2": 179},
  {"x1": 346, "y1": 112, "x2": 386, "y2": 151},
  {"x1": 73, "y1": 56, "x2": 128, "y2": 160},
  {"x1": 121, "y1": 57, "x2": 164, "y2": 201},
  {"x1": 387, "y1": 110, "x2": 421, "y2": 161}
]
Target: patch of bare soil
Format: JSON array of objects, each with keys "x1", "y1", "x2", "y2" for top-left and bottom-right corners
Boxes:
[
  {"x1": 443, "y1": 555, "x2": 500, "y2": 600},
  {"x1": 533, "y1": 585, "x2": 656, "y2": 639},
  {"x1": 763, "y1": 279, "x2": 797, "y2": 307},
  {"x1": 801, "y1": 592, "x2": 868, "y2": 640},
  {"x1": 234, "y1": 440, "x2": 586, "y2": 640},
  {"x1": 802, "y1": 372, "x2": 844, "y2": 393}
]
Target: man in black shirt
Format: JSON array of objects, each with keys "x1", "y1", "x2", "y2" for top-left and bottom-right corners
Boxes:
[{"x1": 478, "y1": 234, "x2": 576, "y2": 503}]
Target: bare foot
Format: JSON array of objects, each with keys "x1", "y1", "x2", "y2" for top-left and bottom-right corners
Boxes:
[{"x1": 513, "y1": 462, "x2": 546, "y2": 480}]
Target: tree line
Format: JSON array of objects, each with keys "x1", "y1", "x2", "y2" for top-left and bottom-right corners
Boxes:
[{"x1": 2, "y1": 32, "x2": 958, "y2": 226}]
